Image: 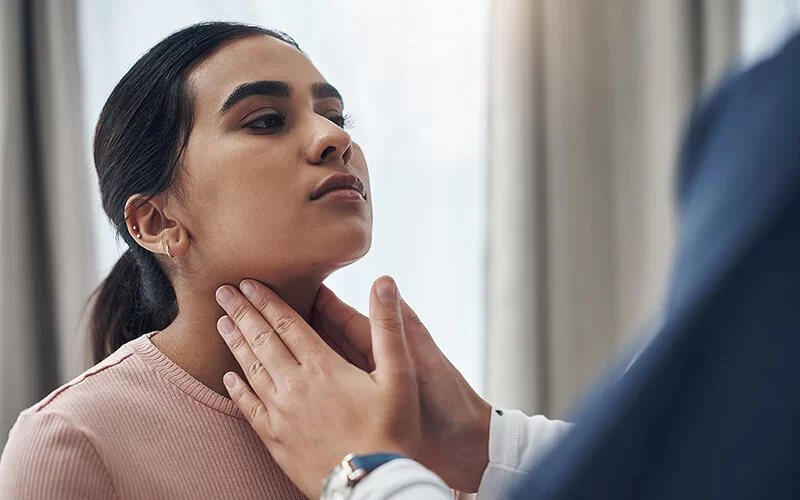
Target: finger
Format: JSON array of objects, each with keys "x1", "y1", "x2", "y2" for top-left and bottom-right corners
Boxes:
[
  {"x1": 398, "y1": 298, "x2": 440, "y2": 357},
  {"x1": 399, "y1": 298, "x2": 427, "y2": 337},
  {"x1": 217, "y1": 315, "x2": 275, "y2": 400},
  {"x1": 311, "y1": 310, "x2": 372, "y2": 371},
  {"x1": 223, "y1": 371, "x2": 273, "y2": 440},
  {"x1": 216, "y1": 285, "x2": 298, "y2": 376},
  {"x1": 314, "y1": 284, "x2": 372, "y2": 354},
  {"x1": 368, "y1": 276, "x2": 414, "y2": 383},
  {"x1": 310, "y1": 312, "x2": 349, "y2": 360},
  {"x1": 317, "y1": 286, "x2": 431, "y2": 361},
  {"x1": 239, "y1": 279, "x2": 331, "y2": 364}
]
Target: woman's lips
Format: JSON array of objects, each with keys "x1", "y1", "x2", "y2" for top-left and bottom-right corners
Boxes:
[
  {"x1": 313, "y1": 188, "x2": 365, "y2": 201},
  {"x1": 310, "y1": 173, "x2": 367, "y2": 200}
]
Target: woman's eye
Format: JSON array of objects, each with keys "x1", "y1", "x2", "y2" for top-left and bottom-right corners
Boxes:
[
  {"x1": 245, "y1": 112, "x2": 287, "y2": 132},
  {"x1": 327, "y1": 112, "x2": 353, "y2": 129}
]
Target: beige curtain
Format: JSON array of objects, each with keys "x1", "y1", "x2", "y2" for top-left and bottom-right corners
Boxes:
[
  {"x1": 0, "y1": 0, "x2": 94, "y2": 448},
  {"x1": 486, "y1": 0, "x2": 740, "y2": 417}
]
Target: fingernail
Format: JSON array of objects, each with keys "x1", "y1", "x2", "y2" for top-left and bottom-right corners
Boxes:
[
  {"x1": 376, "y1": 277, "x2": 397, "y2": 303},
  {"x1": 216, "y1": 286, "x2": 234, "y2": 305},
  {"x1": 223, "y1": 372, "x2": 236, "y2": 389},
  {"x1": 217, "y1": 316, "x2": 235, "y2": 335},
  {"x1": 240, "y1": 280, "x2": 256, "y2": 298}
]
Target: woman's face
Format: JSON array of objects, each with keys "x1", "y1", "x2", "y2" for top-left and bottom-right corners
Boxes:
[{"x1": 174, "y1": 35, "x2": 372, "y2": 284}]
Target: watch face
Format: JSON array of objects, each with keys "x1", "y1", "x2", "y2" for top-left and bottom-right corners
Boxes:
[{"x1": 322, "y1": 465, "x2": 352, "y2": 500}]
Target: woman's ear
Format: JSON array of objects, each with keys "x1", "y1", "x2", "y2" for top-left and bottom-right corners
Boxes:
[{"x1": 124, "y1": 194, "x2": 190, "y2": 258}]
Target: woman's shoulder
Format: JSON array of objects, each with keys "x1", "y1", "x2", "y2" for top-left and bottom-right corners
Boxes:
[
  {"x1": 30, "y1": 341, "x2": 140, "y2": 416},
  {"x1": 0, "y1": 346, "x2": 140, "y2": 498},
  {"x1": 12, "y1": 336, "x2": 156, "y2": 435},
  {"x1": 0, "y1": 407, "x2": 118, "y2": 498}
]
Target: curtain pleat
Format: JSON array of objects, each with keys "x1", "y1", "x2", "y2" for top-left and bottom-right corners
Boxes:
[
  {"x1": 486, "y1": 0, "x2": 740, "y2": 416},
  {"x1": 0, "y1": 0, "x2": 94, "y2": 448}
]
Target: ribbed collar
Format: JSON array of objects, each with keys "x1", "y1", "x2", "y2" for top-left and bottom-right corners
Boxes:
[{"x1": 129, "y1": 332, "x2": 246, "y2": 420}]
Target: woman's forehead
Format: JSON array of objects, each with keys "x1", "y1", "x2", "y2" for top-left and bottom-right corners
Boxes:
[{"x1": 189, "y1": 36, "x2": 325, "y2": 110}]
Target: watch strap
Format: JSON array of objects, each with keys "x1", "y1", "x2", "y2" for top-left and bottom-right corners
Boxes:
[
  {"x1": 344, "y1": 452, "x2": 406, "y2": 485},
  {"x1": 348, "y1": 453, "x2": 406, "y2": 474},
  {"x1": 321, "y1": 452, "x2": 408, "y2": 499}
]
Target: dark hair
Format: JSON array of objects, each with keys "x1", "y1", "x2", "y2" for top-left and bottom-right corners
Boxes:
[{"x1": 89, "y1": 22, "x2": 301, "y2": 363}]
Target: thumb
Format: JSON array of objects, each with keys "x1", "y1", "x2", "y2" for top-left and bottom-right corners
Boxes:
[{"x1": 369, "y1": 276, "x2": 413, "y2": 383}]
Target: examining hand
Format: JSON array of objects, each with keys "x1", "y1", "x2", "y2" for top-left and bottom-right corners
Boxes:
[
  {"x1": 214, "y1": 276, "x2": 420, "y2": 499},
  {"x1": 311, "y1": 284, "x2": 492, "y2": 493}
]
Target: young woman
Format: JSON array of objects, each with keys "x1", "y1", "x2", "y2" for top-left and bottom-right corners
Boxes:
[
  {"x1": 0, "y1": 21, "x2": 571, "y2": 500},
  {"x1": 0, "y1": 22, "x2": 371, "y2": 499}
]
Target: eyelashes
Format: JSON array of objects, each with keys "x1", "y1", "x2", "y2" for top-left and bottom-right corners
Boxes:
[
  {"x1": 245, "y1": 111, "x2": 354, "y2": 133},
  {"x1": 331, "y1": 112, "x2": 354, "y2": 129},
  {"x1": 245, "y1": 111, "x2": 288, "y2": 132}
]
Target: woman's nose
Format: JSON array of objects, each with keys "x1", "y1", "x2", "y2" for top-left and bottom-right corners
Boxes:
[{"x1": 307, "y1": 118, "x2": 352, "y2": 165}]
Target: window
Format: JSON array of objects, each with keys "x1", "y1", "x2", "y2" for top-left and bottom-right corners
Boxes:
[
  {"x1": 78, "y1": 0, "x2": 490, "y2": 390},
  {"x1": 741, "y1": 0, "x2": 800, "y2": 64}
]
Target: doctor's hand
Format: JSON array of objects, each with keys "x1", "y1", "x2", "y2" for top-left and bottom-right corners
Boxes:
[
  {"x1": 215, "y1": 276, "x2": 420, "y2": 500},
  {"x1": 311, "y1": 284, "x2": 492, "y2": 493}
]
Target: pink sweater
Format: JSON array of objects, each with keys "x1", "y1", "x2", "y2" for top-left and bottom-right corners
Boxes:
[{"x1": 0, "y1": 333, "x2": 306, "y2": 499}]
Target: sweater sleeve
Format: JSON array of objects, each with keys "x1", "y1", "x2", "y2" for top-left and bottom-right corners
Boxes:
[{"x1": 0, "y1": 411, "x2": 116, "y2": 499}]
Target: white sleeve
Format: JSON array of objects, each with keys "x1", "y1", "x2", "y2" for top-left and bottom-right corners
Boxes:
[
  {"x1": 351, "y1": 458, "x2": 453, "y2": 500},
  {"x1": 350, "y1": 408, "x2": 571, "y2": 500},
  {"x1": 475, "y1": 407, "x2": 572, "y2": 499}
]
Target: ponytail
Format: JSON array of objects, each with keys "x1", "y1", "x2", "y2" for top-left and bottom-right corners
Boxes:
[{"x1": 88, "y1": 248, "x2": 177, "y2": 363}]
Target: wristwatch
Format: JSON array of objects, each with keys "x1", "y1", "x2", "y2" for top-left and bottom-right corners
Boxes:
[{"x1": 320, "y1": 452, "x2": 406, "y2": 500}]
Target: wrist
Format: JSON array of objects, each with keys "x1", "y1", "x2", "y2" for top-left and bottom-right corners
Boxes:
[
  {"x1": 444, "y1": 397, "x2": 492, "y2": 492},
  {"x1": 321, "y1": 452, "x2": 407, "y2": 500},
  {"x1": 467, "y1": 399, "x2": 492, "y2": 476},
  {"x1": 353, "y1": 440, "x2": 416, "y2": 462}
]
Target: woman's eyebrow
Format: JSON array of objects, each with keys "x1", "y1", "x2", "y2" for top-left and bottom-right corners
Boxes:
[
  {"x1": 312, "y1": 82, "x2": 344, "y2": 107},
  {"x1": 219, "y1": 80, "x2": 291, "y2": 115},
  {"x1": 219, "y1": 81, "x2": 344, "y2": 116}
]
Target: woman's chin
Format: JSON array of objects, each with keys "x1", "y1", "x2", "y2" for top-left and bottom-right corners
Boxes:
[
  {"x1": 315, "y1": 225, "x2": 371, "y2": 261},
  {"x1": 323, "y1": 238, "x2": 372, "y2": 269}
]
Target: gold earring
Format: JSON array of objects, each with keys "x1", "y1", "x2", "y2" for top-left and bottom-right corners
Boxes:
[{"x1": 166, "y1": 243, "x2": 173, "y2": 258}]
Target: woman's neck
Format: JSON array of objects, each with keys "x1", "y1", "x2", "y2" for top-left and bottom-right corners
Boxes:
[{"x1": 152, "y1": 276, "x2": 324, "y2": 397}]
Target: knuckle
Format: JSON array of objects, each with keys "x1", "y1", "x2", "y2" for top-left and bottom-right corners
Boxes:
[
  {"x1": 274, "y1": 315, "x2": 298, "y2": 337},
  {"x1": 248, "y1": 359, "x2": 264, "y2": 378},
  {"x1": 407, "y1": 313, "x2": 426, "y2": 331},
  {"x1": 249, "y1": 401, "x2": 267, "y2": 423},
  {"x1": 229, "y1": 334, "x2": 249, "y2": 353},
  {"x1": 250, "y1": 328, "x2": 271, "y2": 347},
  {"x1": 252, "y1": 292, "x2": 274, "y2": 313},
  {"x1": 402, "y1": 302, "x2": 427, "y2": 329},
  {"x1": 375, "y1": 316, "x2": 403, "y2": 332},
  {"x1": 267, "y1": 422, "x2": 284, "y2": 446},
  {"x1": 341, "y1": 312, "x2": 359, "y2": 333},
  {"x1": 263, "y1": 423, "x2": 278, "y2": 443},
  {"x1": 230, "y1": 301, "x2": 249, "y2": 323}
]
